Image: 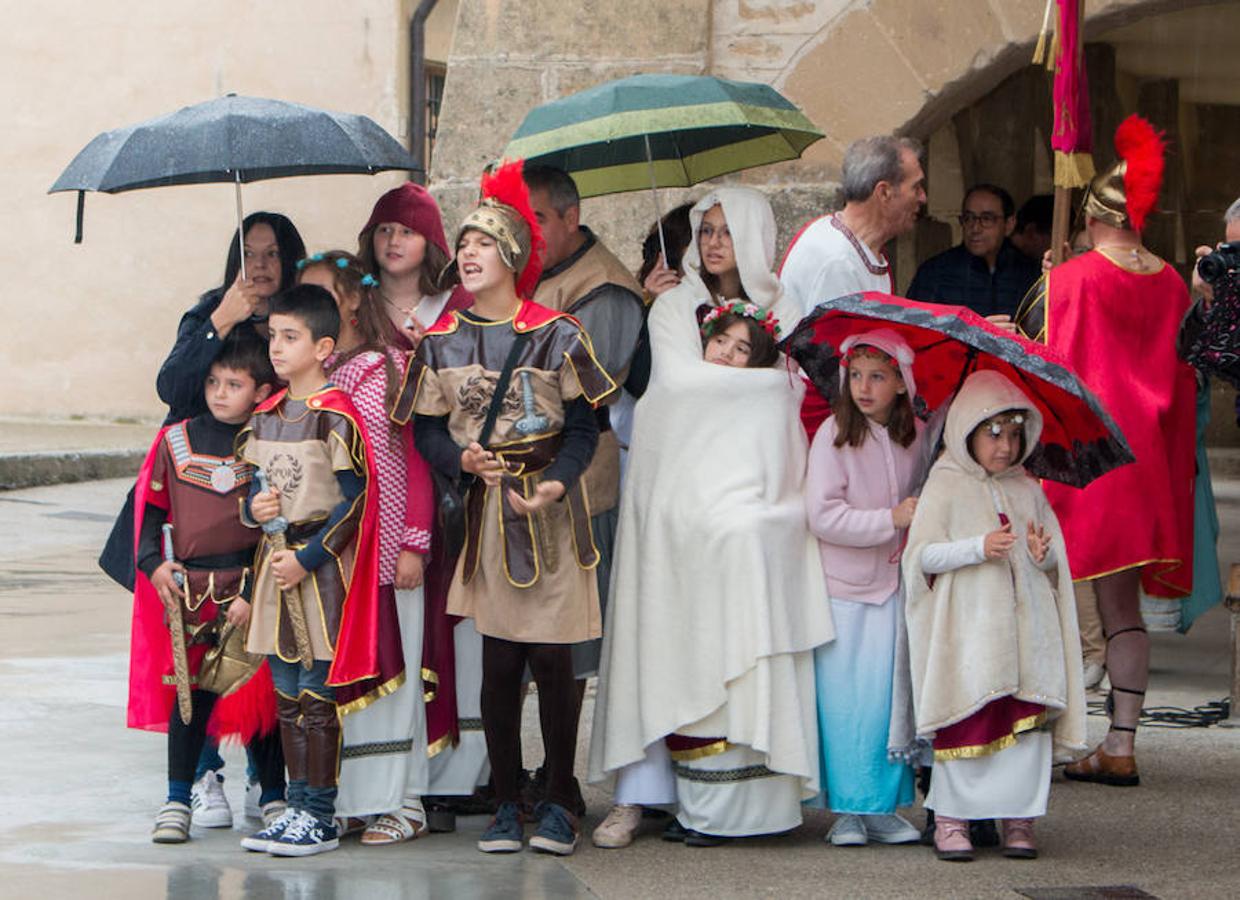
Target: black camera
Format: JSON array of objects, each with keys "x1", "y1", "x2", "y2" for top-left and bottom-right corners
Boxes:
[{"x1": 1196, "y1": 242, "x2": 1240, "y2": 284}]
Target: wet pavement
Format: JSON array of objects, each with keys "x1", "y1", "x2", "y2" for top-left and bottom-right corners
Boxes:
[{"x1": 1, "y1": 478, "x2": 1239, "y2": 899}]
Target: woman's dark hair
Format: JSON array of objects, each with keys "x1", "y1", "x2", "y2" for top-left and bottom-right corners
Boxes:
[
  {"x1": 213, "y1": 328, "x2": 277, "y2": 388},
  {"x1": 701, "y1": 312, "x2": 779, "y2": 368},
  {"x1": 637, "y1": 202, "x2": 694, "y2": 286},
  {"x1": 301, "y1": 251, "x2": 403, "y2": 443},
  {"x1": 357, "y1": 223, "x2": 451, "y2": 298},
  {"x1": 269, "y1": 284, "x2": 340, "y2": 342},
  {"x1": 833, "y1": 347, "x2": 916, "y2": 449},
  {"x1": 221, "y1": 212, "x2": 306, "y2": 293}
]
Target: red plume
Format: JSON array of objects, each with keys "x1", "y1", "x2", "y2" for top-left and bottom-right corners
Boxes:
[
  {"x1": 479, "y1": 159, "x2": 546, "y2": 298},
  {"x1": 1114, "y1": 114, "x2": 1166, "y2": 232}
]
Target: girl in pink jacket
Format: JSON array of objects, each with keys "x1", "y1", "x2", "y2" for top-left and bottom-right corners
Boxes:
[{"x1": 805, "y1": 329, "x2": 924, "y2": 849}]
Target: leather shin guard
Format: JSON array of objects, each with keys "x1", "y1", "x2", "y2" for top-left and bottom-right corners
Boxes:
[
  {"x1": 276, "y1": 692, "x2": 308, "y2": 785},
  {"x1": 301, "y1": 693, "x2": 342, "y2": 788}
]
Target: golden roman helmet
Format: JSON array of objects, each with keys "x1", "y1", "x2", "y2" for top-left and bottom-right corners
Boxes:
[
  {"x1": 1081, "y1": 159, "x2": 1130, "y2": 230},
  {"x1": 455, "y1": 198, "x2": 532, "y2": 275}
]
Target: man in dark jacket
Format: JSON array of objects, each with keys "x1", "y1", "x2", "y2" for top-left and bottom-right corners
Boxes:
[{"x1": 907, "y1": 184, "x2": 1040, "y2": 318}]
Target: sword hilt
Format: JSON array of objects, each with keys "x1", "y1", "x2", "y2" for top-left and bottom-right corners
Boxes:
[
  {"x1": 160, "y1": 523, "x2": 185, "y2": 588},
  {"x1": 254, "y1": 467, "x2": 289, "y2": 536}
]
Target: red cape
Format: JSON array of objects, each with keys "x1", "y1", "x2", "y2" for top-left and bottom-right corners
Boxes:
[
  {"x1": 127, "y1": 425, "x2": 276, "y2": 742},
  {"x1": 1042, "y1": 251, "x2": 1197, "y2": 597},
  {"x1": 253, "y1": 386, "x2": 385, "y2": 688}
]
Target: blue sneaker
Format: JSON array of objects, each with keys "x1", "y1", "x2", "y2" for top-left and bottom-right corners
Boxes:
[
  {"x1": 267, "y1": 810, "x2": 340, "y2": 857},
  {"x1": 240, "y1": 806, "x2": 299, "y2": 852},
  {"x1": 477, "y1": 801, "x2": 524, "y2": 853},
  {"x1": 528, "y1": 802, "x2": 579, "y2": 856}
]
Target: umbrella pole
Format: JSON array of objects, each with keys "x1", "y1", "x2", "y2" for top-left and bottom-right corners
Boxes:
[
  {"x1": 234, "y1": 170, "x2": 247, "y2": 281},
  {"x1": 643, "y1": 134, "x2": 668, "y2": 264}
]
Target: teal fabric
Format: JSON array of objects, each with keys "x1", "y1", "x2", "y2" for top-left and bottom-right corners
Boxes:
[
  {"x1": 1180, "y1": 379, "x2": 1222, "y2": 633},
  {"x1": 807, "y1": 597, "x2": 914, "y2": 815}
]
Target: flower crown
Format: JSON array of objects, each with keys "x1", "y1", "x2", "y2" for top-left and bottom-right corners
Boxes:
[
  {"x1": 700, "y1": 301, "x2": 781, "y2": 339},
  {"x1": 981, "y1": 411, "x2": 1026, "y2": 436},
  {"x1": 296, "y1": 251, "x2": 378, "y2": 287}
]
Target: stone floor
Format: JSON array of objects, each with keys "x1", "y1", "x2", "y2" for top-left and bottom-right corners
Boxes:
[{"x1": 1, "y1": 478, "x2": 1238, "y2": 899}]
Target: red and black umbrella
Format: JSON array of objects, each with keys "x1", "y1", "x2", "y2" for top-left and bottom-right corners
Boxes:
[{"x1": 781, "y1": 293, "x2": 1133, "y2": 488}]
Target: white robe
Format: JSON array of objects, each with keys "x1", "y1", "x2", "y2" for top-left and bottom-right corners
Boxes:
[{"x1": 589, "y1": 187, "x2": 834, "y2": 817}]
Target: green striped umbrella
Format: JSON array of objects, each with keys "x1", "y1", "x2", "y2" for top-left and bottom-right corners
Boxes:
[{"x1": 502, "y1": 73, "x2": 824, "y2": 198}]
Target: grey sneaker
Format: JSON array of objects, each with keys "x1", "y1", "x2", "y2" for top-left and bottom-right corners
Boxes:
[
  {"x1": 152, "y1": 801, "x2": 192, "y2": 844},
  {"x1": 827, "y1": 813, "x2": 868, "y2": 846},
  {"x1": 477, "y1": 801, "x2": 524, "y2": 853},
  {"x1": 861, "y1": 813, "x2": 920, "y2": 844},
  {"x1": 529, "y1": 802, "x2": 579, "y2": 856},
  {"x1": 592, "y1": 804, "x2": 642, "y2": 849}
]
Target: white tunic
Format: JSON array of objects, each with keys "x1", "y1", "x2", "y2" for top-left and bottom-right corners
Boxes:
[{"x1": 779, "y1": 214, "x2": 894, "y2": 315}]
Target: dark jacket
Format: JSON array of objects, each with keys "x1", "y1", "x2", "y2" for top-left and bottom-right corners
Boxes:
[
  {"x1": 906, "y1": 240, "x2": 1041, "y2": 318},
  {"x1": 156, "y1": 288, "x2": 266, "y2": 424}
]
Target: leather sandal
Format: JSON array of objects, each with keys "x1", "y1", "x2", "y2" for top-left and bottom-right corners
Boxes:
[
  {"x1": 361, "y1": 807, "x2": 429, "y2": 845},
  {"x1": 1063, "y1": 741, "x2": 1139, "y2": 787}
]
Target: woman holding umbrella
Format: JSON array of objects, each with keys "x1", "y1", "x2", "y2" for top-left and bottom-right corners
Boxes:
[
  {"x1": 589, "y1": 186, "x2": 833, "y2": 847},
  {"x1": 156, "y1": 212, "x2": 306, "y2": 422}
]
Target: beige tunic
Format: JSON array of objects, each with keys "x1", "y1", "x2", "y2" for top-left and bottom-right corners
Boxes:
[
  {"x1": 401, "y1": 303, "x2": 616, "y2": 643},
  {"x1": 240, "y1": 392, "x2": 367, "y2": 662}
]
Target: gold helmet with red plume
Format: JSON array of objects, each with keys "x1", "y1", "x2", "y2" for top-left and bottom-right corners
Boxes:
[
  {"x1": 1082, "y1": 115, "x2": 1166, "y2": 232},
  {"x1": 444, "y1": 159, "x2": 546, "y2": 297}
]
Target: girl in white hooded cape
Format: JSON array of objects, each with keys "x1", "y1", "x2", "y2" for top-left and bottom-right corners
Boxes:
[
  {"x1": 588, "y1": 187, "x2": 834, "y2": 846},
  {"x1": 902, "y1": 370, "x2": 1086, "y2": 862}
]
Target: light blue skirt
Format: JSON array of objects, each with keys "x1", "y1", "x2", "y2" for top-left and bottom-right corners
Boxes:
[{"x1": 807, "y1": 592, "x2": 914, "y2": 814}]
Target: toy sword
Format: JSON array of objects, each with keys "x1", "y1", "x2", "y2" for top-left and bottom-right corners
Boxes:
[
  {"x1": 161, "y1": 523, "x2": 193, "y2": 725},
  {"x1": 513, "y1": 371, "x2": 550, "y2": 436},
  {"x1": 255, "y1": 468, "x2": 314, "y2": 670}
]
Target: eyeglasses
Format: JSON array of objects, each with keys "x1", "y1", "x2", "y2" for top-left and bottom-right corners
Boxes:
[{"x1": 958, "y1": 212, "x2": 1004, "y2": 228}]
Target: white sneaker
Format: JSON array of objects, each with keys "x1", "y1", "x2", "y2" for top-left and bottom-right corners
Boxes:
[
  {"x1": 827, "y1": 813, "x2": 867, "y2": 846},
  {"x1": 592, "y1": 804, "x2": 642, "y2": 849},
  {"x1": 861, "y1": 813, "x2": 920, "y2": 844},
  {"x1": 245, "y1": 780, "x2": 262, "y2": 819},
  {"x1": 190, "y1": 770, "x2": 233, "y2": 828}
]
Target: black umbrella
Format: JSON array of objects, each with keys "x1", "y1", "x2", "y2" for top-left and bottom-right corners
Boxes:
[{"x1": 49, "y1": 94, "x2": 421, "y2": 263}]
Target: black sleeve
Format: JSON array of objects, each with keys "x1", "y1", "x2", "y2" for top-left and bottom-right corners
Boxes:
[
  {"x1": 155, "y1": 292, "x2": 226, "y2": 423},
  {"x1": 136, "y1": 502, "x2": 169, "y2": 579},
  {"x1": 543, "y1": 396, "x2": 600, "y2": 489},
  {"x1": 414, "y1": 414, "x2": 464, "y2": 480},
  {"x1": 1177, "y1": 297, "x2": 1207, "y2": 362},
  {"x1": 623, "y1": 319, "x2": 652, "y2": 398}
]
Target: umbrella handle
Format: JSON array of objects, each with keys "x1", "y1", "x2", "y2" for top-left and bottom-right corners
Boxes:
[
  {"x1": 643, "y1": 134, "x2": 668, "y2": 265},
  {"x1": 74, "y1": 191, "x2": 84, "y2": 244},
  {"x1": 234, "y1": 170, "x2": 247, "y2": 281}
]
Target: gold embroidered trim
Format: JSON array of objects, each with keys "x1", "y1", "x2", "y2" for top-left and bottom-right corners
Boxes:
[
  {"x1": 335, "y1": 671, "x2": 407, "y2": 717},
  {"x1": 667, "y1": 739, "x2": 730, "y2": 762},
  {"x1": 932, "y1": 712, "x2": 1047, "y2": 761}
]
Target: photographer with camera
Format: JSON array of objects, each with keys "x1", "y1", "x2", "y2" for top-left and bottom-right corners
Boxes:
[{"x1": 1190, "y1": 199, "x2": 1240, "y2": 309}]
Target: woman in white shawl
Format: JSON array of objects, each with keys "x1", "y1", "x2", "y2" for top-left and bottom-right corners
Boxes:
[
  {"x1": 902, "y1": 370, "x2": 1086, "y2": 861},
  {"x1": 588, "y1": 187, "x2": 834, "y2": 846}
]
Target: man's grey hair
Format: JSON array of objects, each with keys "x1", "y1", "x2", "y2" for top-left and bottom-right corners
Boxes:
[
  {"x1": 1225, "y1": 197, "x2": 1240, "y2": 225},
  {"x1": 522, "y1": 164, "x2": 580, "y2": 215},
  {"x1": 840, "y1": 136, "x2": 924, "y2": 203}
]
